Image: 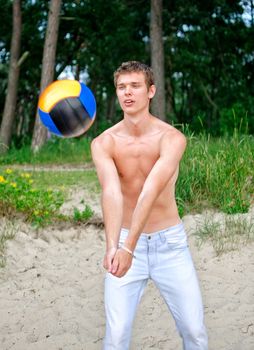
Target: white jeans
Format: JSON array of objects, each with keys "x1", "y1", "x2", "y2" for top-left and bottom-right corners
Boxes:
[{"x1": 103, "y1": 222, "x2": 208, "y2": 350}]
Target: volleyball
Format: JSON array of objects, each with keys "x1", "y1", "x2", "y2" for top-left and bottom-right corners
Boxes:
[{"x1": 38, "y1": 80, "x2": 96, "y2": 137}]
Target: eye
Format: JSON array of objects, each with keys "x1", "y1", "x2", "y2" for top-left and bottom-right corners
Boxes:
[{"x1": 132, "y1": 84, "x2": 141, "y2": 88}]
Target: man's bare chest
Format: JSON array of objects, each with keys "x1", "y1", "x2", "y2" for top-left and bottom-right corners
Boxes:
[{"x1": 112, "y1": 138, "x2": 160, "y2": 179}]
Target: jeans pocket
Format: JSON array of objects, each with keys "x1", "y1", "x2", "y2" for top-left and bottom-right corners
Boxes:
[{"x1": 166, "y1": 238, "x2": 189, "y2": 251}]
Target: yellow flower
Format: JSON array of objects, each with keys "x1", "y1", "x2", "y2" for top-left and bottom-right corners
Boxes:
[
  {"x1": 5, "y1": 168, "x2": 13, "y2": 174},
  {"x1": 33, "y1": 210, "x2": 40, "y2": 216},
  {"x1": 21, "y1": 172, "x2": 31, "y2": 179},
  {"x1": 29, "y1": 179, "x2": 33, "y2": 184},
  {"x1": 0, "y1": 175, "x2": 6, "y2": 183},
  {"x1": 10, "y1": 182, "x2": 17, "y2": 188}
]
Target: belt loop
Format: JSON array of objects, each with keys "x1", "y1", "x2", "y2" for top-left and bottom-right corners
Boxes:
[{"x1": 159, "y1": 231, "x2": 166, "y2": 243}]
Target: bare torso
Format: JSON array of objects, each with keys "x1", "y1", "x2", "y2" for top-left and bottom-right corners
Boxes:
[{"x1": 105, "y1": 117, "x2": 181, "y2": 233}]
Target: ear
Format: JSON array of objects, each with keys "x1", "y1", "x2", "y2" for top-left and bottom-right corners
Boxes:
[{"x1": 148, "y1": 84, "x2": 156, "y2": 99}]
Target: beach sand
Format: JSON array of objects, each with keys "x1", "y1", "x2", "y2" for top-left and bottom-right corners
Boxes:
[{"x1": 0, "y1": 189, "x2": 253, "y2": 350}]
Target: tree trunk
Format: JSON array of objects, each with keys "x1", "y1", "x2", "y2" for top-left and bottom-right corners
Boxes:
[
  {"x1": 165, "y1": 55, "x2": 174, "y2": 117},
  {"x1": 107, "y1": 94, "x2": 116, "y2": 121},
  {"x1": 0, "y1": 0, "x2": 22, "y2": 154},
  {"x1": 150, "y1": 0, "x2": 166, "y2": 120},
  {"x1": 31, "y1": 0, "x2": 62, "y2": 152}
]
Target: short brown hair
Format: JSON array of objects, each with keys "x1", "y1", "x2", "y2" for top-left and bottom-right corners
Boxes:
[{"x1": 114, "y1": 61, "x2": 155, "y2": 89}]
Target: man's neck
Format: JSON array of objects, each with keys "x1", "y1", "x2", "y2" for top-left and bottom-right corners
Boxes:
[{"x1": 123, "y1": 112, "x2": 153, "y2": 137}]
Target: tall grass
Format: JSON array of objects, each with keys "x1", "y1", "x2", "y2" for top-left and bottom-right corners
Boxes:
[{"x1": 176, "y1": 131, "x2": 254, "y2": 216}]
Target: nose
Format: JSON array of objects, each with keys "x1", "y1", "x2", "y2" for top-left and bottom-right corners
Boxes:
[{"x1": 124, "y1": 85, "x2": 132, "y2": 95}]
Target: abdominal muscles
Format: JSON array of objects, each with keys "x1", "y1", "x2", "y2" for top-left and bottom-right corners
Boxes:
[{"x1": 121, "y1": 177, "x2": 180, "y2": 232}]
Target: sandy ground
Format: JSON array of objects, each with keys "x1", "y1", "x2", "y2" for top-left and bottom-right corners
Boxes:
[{"x1": 0, "y1": 189, "x2": 253, "y2": 350}]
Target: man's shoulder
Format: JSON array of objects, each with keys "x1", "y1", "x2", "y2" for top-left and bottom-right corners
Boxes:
[
  {"x1": 91, "y1": 132, "x2": 112, "y2": 153},
  {"x1": 91, "y1": 124, "x2": 121, "y2": 155},
  {"x1": 154, "y1": 118, "x2": 186, "y2": 144},
  {"x1": 164, "y1": 126, "x2": 186, "y2": 142},
  {"x1": 151, "y1": 122, "x2": 187, "y2": 156}
]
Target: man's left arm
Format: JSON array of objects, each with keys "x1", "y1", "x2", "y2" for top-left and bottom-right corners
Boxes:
[{"x1": 112, "y1": 130, "x2": 187, "y2": 277}]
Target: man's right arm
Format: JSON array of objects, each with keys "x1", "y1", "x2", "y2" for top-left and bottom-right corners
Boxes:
[{"x1": 91, "y1": 134, "x2": 123, "y2": 272}]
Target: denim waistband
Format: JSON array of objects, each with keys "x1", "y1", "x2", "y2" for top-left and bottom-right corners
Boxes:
[{"x1": 120, "y1": 221, "x2": 185, "y2": 243}]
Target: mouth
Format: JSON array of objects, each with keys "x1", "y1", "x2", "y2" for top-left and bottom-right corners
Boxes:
[{"x1": 124, "y1": 99, "x2": 135, "y2": 107}]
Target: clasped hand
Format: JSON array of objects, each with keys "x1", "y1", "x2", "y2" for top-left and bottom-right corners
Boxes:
[{"x1": 103, "y1": 247, "x2": 133, "y2": 278}]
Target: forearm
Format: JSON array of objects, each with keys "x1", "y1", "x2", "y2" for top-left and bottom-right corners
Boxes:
[{"x1": 101, "y1": 190, "x2": 123, "y2": 250}]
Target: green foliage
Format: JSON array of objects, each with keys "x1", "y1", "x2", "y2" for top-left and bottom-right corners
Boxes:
[
  {"x1": 73, "y1": 205, "x2": 94, "y2": 223},
  {"x1": 0, "y1": 168, "x2": 64, "y2": 227},
  {"x1": 219, "y1": 103, "x2": 249, "y2": 135},
  {"x1": 165, "y1": 0, "x2": 254, "y2": 132},
  {"x1": 1, "y1": 0, "x2": 254, "y2": 144},
  {"x1": 177, "y1": 131, "x2": 254, "y2": 216}
]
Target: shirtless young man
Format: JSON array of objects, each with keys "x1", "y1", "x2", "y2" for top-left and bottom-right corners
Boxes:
[{"x1": 91, "y1": 61, "x2": 208, "y2": 350}]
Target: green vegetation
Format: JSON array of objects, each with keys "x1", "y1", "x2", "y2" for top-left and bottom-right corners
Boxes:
[
  {"x1": 0, "y1": 168, "x2": 65, "y2": 227},
  {"x1": 1, "y1": 1, "x2": 254, "y2": 147},
  {"x1": 73, "y1": 206, "x2": 94, "y2": 223},
  {"x1": 0, "y1": 167, "x2": 97, "y2": 267},
  {"x1": 176, "y1": 132, "x2": 254, "y2": 216},
  {"x1": 0, "y1": 132, "x2": 253, "y2": 219},
  {"x1": 32, "y1": 169, "x2": 99, "y2": 192},
  {"x1": 0, "y1": 220, "x2": 18, "y2": 267},
  {"x1": 194, "y1": 213, "x2": 254, "y2": 256},
  {"x1": 0, "y1": 167, "x2": 97, "y2": 228},
  {"x1": 0, "y1": 132, "x2": 253, "y2": 259},
  {"x1": 0, "y1": 137, "x2": 92, "y2": 165}
]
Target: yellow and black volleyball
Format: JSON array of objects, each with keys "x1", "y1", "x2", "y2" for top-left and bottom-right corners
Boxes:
[{"x1": 38, "y1": 80, "x2": 96, "y2": 137}]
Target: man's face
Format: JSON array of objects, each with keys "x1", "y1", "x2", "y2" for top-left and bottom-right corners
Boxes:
[{"x1": 116, "y1": 72, "x2": 155, "y2": 115}]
